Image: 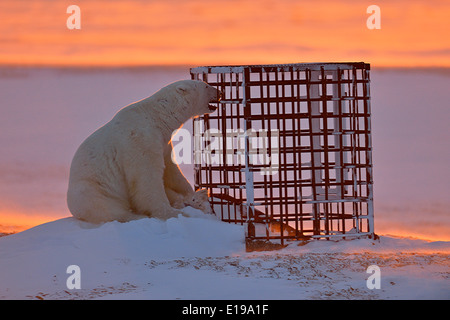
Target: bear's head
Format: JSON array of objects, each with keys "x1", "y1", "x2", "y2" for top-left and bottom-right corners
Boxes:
[
  {"x1": 174, "y1": 80, "x2": 222, "y2": 117},
  {"x1": 185, "y1": 188, "x2": 213, "y2": 214}
]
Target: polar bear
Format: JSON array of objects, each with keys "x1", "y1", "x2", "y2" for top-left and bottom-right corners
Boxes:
[
  {"x1": 67, "y1": 80, "x2": 221, "y2": 223},
  {"x1": 168, "y1": 188, "x2": 212, "y2": 214}
]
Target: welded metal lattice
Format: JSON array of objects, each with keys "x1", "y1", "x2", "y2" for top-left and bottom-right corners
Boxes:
[{"x1": 191, "y1": 63, "x2": 374, "y2": 249}]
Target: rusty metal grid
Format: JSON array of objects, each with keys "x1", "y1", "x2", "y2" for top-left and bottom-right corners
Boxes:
[{"x1": 191, "y1": 63, "x2": 374, "y2": 249}]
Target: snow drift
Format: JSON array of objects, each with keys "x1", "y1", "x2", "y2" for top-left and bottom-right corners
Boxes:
[{"x1": 0, "y1": 207, "x2": 449, "y2": 300}]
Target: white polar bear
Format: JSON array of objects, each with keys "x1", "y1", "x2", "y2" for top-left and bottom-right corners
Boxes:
[
  {"x1": 67, "y1": 80, "x2": 221, "y2": 223},
  {"x1": 168, "y1": 188, "x2": 212, "y2": 214}
]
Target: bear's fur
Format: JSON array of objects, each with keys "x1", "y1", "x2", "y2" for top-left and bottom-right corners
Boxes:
[
  {"x1": 67, "y1": 80, "x2": 220, "y2": 223},
  {"x1": 168, "y1": 188, "x2": 212, "y2": 214}
]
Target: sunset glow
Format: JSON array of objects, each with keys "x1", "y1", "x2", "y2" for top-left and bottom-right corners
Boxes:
[
  {"x1": 0, "y1": 211, "x2": 59, "y2": 234},
  {"x1": 1, "y1": 0, "x2": 449, "y2": 67}
]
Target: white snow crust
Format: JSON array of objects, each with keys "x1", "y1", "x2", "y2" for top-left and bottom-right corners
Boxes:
[{"x1": 0, "y1": 207, "x2": 448, "y2": 300}]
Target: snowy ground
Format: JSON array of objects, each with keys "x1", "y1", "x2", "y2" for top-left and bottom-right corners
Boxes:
[{"x1": 0, "y1": 207, "x2": 448, "y2": 300}]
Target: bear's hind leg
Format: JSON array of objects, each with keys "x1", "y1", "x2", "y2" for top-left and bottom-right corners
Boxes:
[{"x1": 68, "y1": 182, "x2": 142, "y2": 223}]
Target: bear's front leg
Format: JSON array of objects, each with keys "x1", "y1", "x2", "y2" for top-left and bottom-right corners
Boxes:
[{"x1": 163, "y1": 142, "x2": 195, "y2": 199}]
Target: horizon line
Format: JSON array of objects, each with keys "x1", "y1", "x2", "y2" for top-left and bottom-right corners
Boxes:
[{"x1": 1, "y1": 63, "x2": 450, "y2": 72}]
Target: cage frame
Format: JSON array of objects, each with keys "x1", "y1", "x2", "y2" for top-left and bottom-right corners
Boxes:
[{"x1": 190, "y1": 62, "x2": 374, "y2": 249}]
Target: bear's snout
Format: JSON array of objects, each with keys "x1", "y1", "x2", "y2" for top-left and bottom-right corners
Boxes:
[
  {"x1": 209, "y1": 89, "x2": 222, "y2": 103},
  {"x1": 207, "y1": 88, "x2": 222, "y2": 112},
  {"x1": 216, "y1": 89, "x2": 223, "y2": 102}
]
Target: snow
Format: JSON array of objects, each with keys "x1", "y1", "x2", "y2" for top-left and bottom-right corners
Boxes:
[{"x1": 0, "y1": 207, "x2": 448, "y2": 300}]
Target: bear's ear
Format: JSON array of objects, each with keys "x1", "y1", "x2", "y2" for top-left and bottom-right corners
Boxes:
[
  {"x1": 176, "y1": 83, "x2": 190, "y2": 96},
  {"x1": 195, "y1": 188, "x2": 209, "y2": 201}
]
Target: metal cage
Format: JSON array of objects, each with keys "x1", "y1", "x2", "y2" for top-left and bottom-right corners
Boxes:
[{"x1": 190, "y1": 62, "x2": 374, "y2": 250}]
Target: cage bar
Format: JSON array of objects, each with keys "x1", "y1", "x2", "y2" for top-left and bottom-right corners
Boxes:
[{"x1": 190, "y1": 63, "x2": 374, "y2": 250}]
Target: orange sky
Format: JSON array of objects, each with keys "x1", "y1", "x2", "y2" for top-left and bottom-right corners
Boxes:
[{"x1": 1, "y1": 0, "x2": 449, "y2": 67}]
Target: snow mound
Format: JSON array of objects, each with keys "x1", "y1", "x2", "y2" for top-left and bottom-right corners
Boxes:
[
  {"x1": 0, "y1": 208, "x2": 244, "y2": 299},
  {"x1": 0, "y1": 208, "x2": 244, "y2": 260},
  {"x1": 0, "y1": 207, "x2": 449, "y2": 300}
]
